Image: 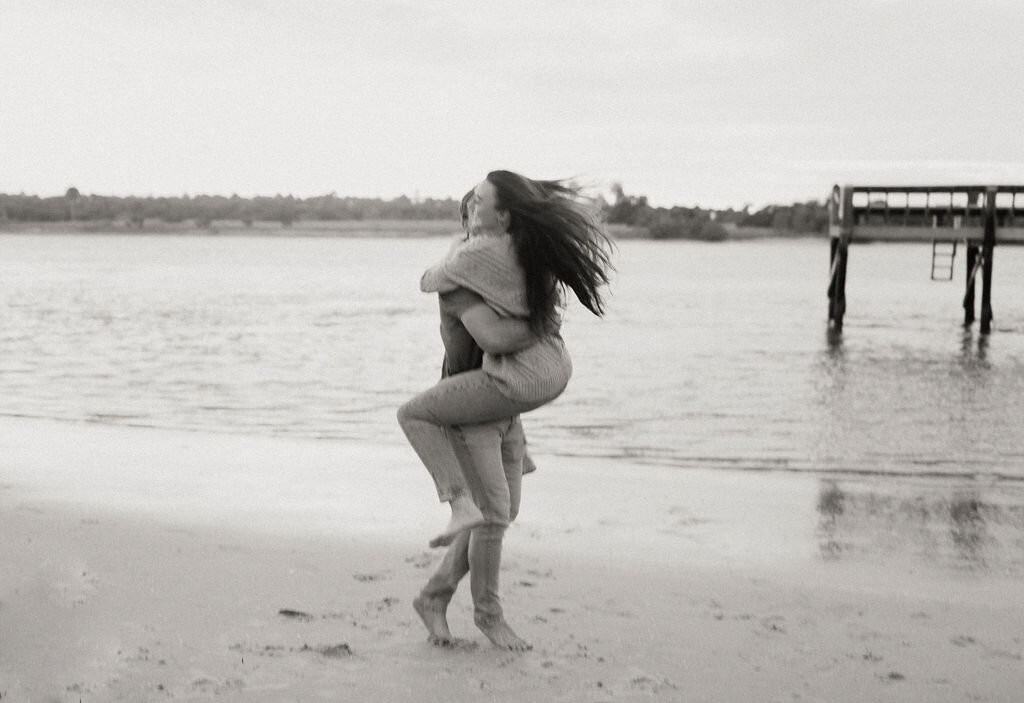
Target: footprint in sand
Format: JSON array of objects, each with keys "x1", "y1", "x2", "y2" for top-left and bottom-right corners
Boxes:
[
  {"x1": 361, "y1": 596, "x2": 399, "y2": 613},
  {"x1": 298, "y1": 643, "x2": 353, "y2": 658},
  {"x1": 757, "y1": 615, "x2": 787, "y2": 635},
  {"x1": 525, "y1": 568, "x2": 554, "y2": 579},
  {"x1": 658, "y1": 505, "x2": 713, "y2": 534},
  {"x1": 191, "y1": 677, "x2": 245, "y2": 694},
  {"x1": 230, "y1": 643, "x2": 287, "y2": 659},
  {"x1": 119, "y1": 646, "x2": 158, "y2": 664},
  {"x1": 405, "y1": 552, "x2": 436, "y2": 569},
  {"x1": 278, "y1": 608, "x2": 314, "y2": 621},
  {"x1": 626, "y1": 668, "x2": 678, "y2": 695},
  {"x1": 951, "y1": 635, "x2": 1024, "y2": 660},
  {"x1": 51, "y1": 564, "x2": 99, "y2": 607},
  {"x1": 878, "y1": 671, "x2": 906, "y2": 683}
]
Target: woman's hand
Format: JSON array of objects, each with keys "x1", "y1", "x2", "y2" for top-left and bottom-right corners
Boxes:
[{"x1": 460, "y1": 303, "x2": 538, "y2": 355}]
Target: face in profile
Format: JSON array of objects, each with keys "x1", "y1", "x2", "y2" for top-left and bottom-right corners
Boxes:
[{"x1": 469, "y1": 179, "x2": 506, "y2": 234}]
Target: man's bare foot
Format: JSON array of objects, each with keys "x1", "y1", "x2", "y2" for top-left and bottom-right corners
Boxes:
[
  {"x1": 430, "y1": 496, "x2": 485, "y2": 549},
  {"x1": 413, "y1": 595, "x2": 464, "y2": 647},
  {"x1": 475, "y1": 615, "x2": 532, "y2": 651}
]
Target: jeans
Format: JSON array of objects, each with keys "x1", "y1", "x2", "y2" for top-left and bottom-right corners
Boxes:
[
  {"x1": 397, "y1": 369, "x2": 558, "y2": 521},
  {"x1": 418, "y1": 415, "x2": 525, "y2": 622},
  {"x1": 450, "y1": 416, "x2": 525, "y2": 525}
]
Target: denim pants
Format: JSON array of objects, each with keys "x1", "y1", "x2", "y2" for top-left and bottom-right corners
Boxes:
[
  {"x1": 397, "y1": 369, "x2": 555, "y2": 524},
  {"x1": 417, "y1": 415, "x2": 525, "y2": 622}
]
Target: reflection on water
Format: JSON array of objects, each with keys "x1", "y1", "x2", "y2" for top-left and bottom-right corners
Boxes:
[
  {"x1": 813, "y1": 318, "x2": 1024, "y2": 481},
  {"x1": 960, "y1": 328, "x2": 990, "y2": 369},
  {"x1": 812, "y1": 288, "x2": 1024, "y2": 575},
  {"x1": 816, "y1": 479, "x2": 1024, "y2": 576},
  {"x1": 825, "y1": 327, "x2": 844, "y2": 358}
]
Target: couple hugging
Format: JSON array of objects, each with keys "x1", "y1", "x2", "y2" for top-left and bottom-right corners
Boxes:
[{"x1": 397, "y1": 170, "x2": 613, "y2": 651}]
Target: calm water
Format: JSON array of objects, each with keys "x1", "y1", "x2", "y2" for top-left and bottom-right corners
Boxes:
[
  {"x1": 3, "y1": 232, "x2": 1024, "y2": 476},
  {"x1": 3, "y1": 232, "x2": 1024, "y2": 573}
]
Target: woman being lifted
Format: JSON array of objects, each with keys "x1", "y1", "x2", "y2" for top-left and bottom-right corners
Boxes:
[{"x1": 398, "y1": 170, "x2": 614, "y2": 549}]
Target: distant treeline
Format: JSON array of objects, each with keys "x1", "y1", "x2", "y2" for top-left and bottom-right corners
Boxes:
[
  {"x1": 1, "y1": 185, "x2": 830, "y2": 238},
  {"x1": 604, "y1": 183, "x2": 829, "y2": 240},
  {"x1": 0, "y1": 189, "x2": 459, "y2": 227}
]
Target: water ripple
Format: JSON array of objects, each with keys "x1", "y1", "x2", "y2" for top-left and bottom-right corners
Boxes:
[{"x1": 2, "y1": 234, "x2": 1024, "y2": 481}]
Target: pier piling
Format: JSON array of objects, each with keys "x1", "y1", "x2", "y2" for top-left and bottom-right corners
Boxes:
[
  {"x1": 963, "y1": 243, "x2": 979, "y2": 326},
  {"x1": 980, "y1": 187, "x2": 996, "y2": 333},
  {"x1": 827, "y1": 186, "x2": 851, "y2": 330}
]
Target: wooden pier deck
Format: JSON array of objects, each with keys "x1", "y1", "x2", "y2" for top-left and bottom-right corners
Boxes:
[{"x1": 827, "y1": 184, "x2": 1024, "y2": 333}]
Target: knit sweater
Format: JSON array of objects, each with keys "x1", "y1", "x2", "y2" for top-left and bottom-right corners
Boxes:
[{"x1": 421, "y1": 233, "x2": 572, "y2": 403}]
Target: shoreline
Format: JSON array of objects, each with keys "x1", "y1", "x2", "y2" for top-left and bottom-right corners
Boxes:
[
  {"x1": 2, "y1": 417, "x2": 1022, "y2": 701},
  {"x1": 0, "y1": 219, "x2": 819, "y2": 241},
  {"x1": 3, "y1": 416, "x2": 1023, "y2": 587},
  {"x1": 0, "y1": 218, "x2": 463, "y2": 238}
]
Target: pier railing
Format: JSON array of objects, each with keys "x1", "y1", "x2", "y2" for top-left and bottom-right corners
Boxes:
[{"x1": 827, "y1": 184, "x2": 1024, "y2": 334}]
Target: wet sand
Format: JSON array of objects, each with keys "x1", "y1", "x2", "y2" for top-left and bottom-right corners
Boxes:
[{"x1": 1, "y1": 417, "x2": 1022, "y2": 702}]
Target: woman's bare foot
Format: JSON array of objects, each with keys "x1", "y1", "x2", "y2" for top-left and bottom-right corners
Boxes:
[
  {"x1": 413, "y1": 595, "x2": 463, "y2": 647},
  {"x1": 430, "y1": 495, "x2": 485, "y2": 549},
  {"x1": 475, "y1": 615, "x2": 532, "y2": 651}
]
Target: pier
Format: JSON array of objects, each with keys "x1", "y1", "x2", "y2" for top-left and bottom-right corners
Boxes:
[{"x1": 827, "y1": 184, "x2": 1024, "y2": 333}]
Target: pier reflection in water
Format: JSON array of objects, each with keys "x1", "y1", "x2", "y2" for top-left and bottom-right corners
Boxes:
[
  {"x1": 816, "y1": 480, "x2": 1024, "y2": 576},
  {"x1": 812, "y1": 322, "x2": 1024, "y2": 577}
]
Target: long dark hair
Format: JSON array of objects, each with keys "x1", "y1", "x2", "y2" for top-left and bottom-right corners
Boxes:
[{"x1": 486, "y1": 170, "x2": 614, "y2": 332}]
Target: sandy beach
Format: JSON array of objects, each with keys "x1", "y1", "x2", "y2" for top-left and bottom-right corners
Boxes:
[{"x1": 1, "y1": 417, "x2": 1021, "y2": 702}]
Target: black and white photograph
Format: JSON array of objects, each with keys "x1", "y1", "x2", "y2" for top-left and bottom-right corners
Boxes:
[{"x1": 2, "y1": 2, "x2": 1023, "y2": 701}]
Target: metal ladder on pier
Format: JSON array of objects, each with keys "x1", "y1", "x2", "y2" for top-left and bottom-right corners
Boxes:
[{"x1": 931, "y1": 240, "x2": 957, "y2": 281}]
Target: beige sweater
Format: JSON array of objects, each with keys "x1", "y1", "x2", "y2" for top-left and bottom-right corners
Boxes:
[{"x1": 421, "y1": 234, "x2": 572, "y2": 403}]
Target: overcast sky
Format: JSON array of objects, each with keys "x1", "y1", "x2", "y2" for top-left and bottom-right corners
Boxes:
[{"x1": 2, "y1": 0, "x2": 1022, "y2": 208}]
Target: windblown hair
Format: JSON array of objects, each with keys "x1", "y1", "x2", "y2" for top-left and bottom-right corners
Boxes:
[{"x1": 486, "y1": 170, "x2": 614, "y2": 332}]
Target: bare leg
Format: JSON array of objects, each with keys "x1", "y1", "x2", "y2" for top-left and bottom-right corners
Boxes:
[
  {"x1": 469, "y1": 523, "x2": 532, "y2": 651},
  {"x1": 415, "y1": 531, "x2": 472, "y2": 647}
]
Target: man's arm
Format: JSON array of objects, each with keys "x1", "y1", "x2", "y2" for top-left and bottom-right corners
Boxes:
[{"x1": 460, "y1": 303, "x2": 537, "y2": 355}]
